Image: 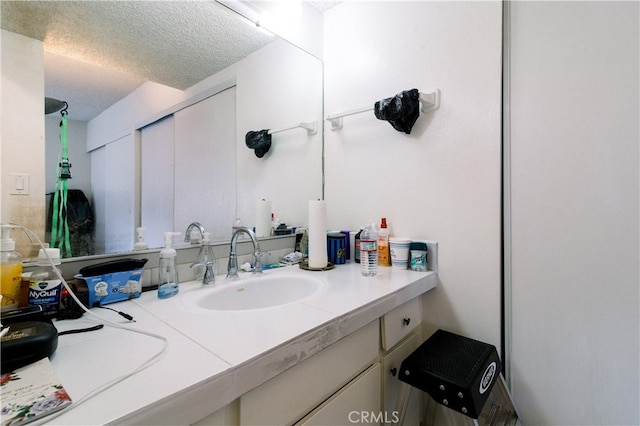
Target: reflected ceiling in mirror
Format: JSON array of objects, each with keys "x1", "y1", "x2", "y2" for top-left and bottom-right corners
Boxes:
[
  {"x1": 1, "y1": 0, "x2": 324, "y2": 261},
  {"x1": 1, "y1": 0, "x2": 275, "y2": 121}
]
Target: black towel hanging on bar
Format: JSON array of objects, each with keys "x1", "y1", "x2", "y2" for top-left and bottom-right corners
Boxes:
[
  {"x1": 374, "y1": 88, "x2": 421, "y2": 134},
  {"x1": 245, "y1": 129, "x2": 272, "y2": 158}
]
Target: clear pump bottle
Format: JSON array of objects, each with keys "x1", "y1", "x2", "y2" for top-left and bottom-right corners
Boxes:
[{"x1": 158, "y1": 232, "x2": 180, "y2": 299}]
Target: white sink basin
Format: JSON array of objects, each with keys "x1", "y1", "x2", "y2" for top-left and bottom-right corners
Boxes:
[{"x1": 190, "y1": 273, "x2": 324, "y2": 311}]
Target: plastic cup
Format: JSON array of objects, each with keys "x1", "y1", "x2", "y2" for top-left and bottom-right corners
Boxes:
[{"x1": 389, "y1": 238, "x2": 411, "y2": 269}]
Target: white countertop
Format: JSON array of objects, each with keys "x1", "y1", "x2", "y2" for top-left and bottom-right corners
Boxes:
[{"x1": 49, "y1": 263, "x2": 437, "y2": 425}]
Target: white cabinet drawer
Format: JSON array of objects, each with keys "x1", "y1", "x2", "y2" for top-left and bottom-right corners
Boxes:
[
  {"x1": 240, "y1": 319, "x2": 379, "y2": 425},
  {"x1": 296, "y1": 363, "x2": 381, "y2": 426},
  {"x1": 381, "y1": 298, "x2": 421, "y2": 350}
]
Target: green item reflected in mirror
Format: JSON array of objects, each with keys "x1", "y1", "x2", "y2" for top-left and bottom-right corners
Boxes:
[
  {"x1": 44, "y1": 97, "x2": 68, "y2": 115},
  {"x1": 49, "y1": 104, "x2": 72, "y2": 258}
]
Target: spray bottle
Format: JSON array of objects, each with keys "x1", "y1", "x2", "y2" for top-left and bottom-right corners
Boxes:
[
  {"x1": 1, "y1": 225, "x2": 23, "y2": 310},
  {"x1": 158, "y1": 232, "x2": 180, "y2": 299}
]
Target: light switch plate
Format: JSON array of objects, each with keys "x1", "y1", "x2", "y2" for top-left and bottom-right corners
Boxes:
[
  {"x1": 425, "y1": 241, "x2": 438, "y2": 273},
  {"x1": 10, "y1": 173, "x2": 30, "y2": 195}
]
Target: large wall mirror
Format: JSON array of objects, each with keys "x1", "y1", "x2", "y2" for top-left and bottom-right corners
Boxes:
[{"x1": 1, "y1": 1, "x2": 323, "y2": 259}]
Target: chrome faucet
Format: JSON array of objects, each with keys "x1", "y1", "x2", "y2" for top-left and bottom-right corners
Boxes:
[
  {"x1": 184, "y1": 222, "x2": 205, "y2": 244},
  {"x1": 227, "y1": 227, "x2": 262, "y2": 279}
]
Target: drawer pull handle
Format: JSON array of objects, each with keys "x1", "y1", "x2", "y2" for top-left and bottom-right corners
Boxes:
[
  {"x1": 402, "y1": 317, "x2": 411, "y2": 326},
  {"x1": 390, "y1": 367, "x2": 397, "y2": 377}
]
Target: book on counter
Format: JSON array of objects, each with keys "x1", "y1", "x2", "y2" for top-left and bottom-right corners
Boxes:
[{"x1": 1, "y1": 357, "x2": 72, "y2": 425}]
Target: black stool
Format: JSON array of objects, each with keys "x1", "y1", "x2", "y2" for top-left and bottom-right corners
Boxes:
[{"x1": 395, "y1": 329, "x2": 520, "y2": 425}]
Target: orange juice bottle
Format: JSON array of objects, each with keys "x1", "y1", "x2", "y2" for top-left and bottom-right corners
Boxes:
[{"x1": 1, "y1": 226, "x2": 23, "y2": 310}]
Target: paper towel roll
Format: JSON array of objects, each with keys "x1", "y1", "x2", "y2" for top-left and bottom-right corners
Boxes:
[
  {"x1": 308, "y1": 200, "x2": 328, "y2": 268},
  {"x1": 255, "y1": 199, "x2": 272, "y2": 238}
]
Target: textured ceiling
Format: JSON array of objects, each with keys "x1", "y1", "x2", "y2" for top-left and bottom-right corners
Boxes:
[
  {"x1": 307, "y1": 1, "x2": 341, "y2": 13},
  {"x1": 1, "y1": 1, "x2": 276, "y2": 121}
]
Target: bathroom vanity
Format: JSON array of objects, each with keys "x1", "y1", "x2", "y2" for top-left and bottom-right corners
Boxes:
[{"x1": 50, "y1": 263, "x2": 437, "y2": 425}]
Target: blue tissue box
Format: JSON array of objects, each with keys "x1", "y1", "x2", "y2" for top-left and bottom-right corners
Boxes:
[{"x1": 74, "y1": 259, "x2": 147, "y2": 307}]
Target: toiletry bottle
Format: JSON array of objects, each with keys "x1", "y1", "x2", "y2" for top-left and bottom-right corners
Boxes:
[
  {"x1": 300, "y1": 228, "x2": 309, "y2": 261},
  {"x1": 232, "y1": 217, "x2": 244, "y2": 234},
  {"x1": 134, "y1": 227, "x2": 148, "y2": 250},
  {"x1": 1, "y1": 226, "x2": 23, "y2": 310},
  {"x1": 410, "y1": 242, "x2": 428, "y2": 271},
  {"x1": 354, "y1": 228, "x2": 362, "y2": 263},
  {"x1": 193, "y1": 232, "x2": 216, "y2": 284},
  {"x1": 28, "y1": 248, "x2": 62, "y2": 318},
  {"x1": 360, "y1": 224, "x2": 378, "y2": 277},
  {"x1": 158, "y1": 232, "x2": 180, "y2": 299},
  {"x1": 377, "y1": 218, "x2": 390, "y2": 267}
]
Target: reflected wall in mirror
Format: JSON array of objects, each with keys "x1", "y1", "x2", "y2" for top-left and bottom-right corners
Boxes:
[{"x1": 1, "y1": 1, "x2": 323, "y2": 259}]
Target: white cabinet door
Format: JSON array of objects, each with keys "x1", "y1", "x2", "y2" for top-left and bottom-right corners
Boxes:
[
  {"x1": 381, "y1": 332, "x2": 423, "y2": 426},
  {"x1": 297, "y1": 363, "x2": 381, "y2": 426},
  {"x1": 193, "y1": 400, "x2": 239, "y2": 426},
  {"x1": 140, "y1": 115, "x2": 175, "y2": 249},
  {"x1": 173, "y1": 87, "x2": 236, "y2": 242},
  {"x1": 240, "y1": 320, "x2": 379, "y2": 425},
  {"x1": 140, "y1": 87, "x2": 236, "y2": 248}
]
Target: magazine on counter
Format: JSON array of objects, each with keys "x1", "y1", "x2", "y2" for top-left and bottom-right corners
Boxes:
[{"x1": 1, "y1": 358, "x2": 72, "y2": 425}]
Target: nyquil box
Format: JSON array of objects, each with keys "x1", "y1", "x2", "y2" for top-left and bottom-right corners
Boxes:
[{"x1": 74, "y1": 259, "x2": 147, "y2": 307}]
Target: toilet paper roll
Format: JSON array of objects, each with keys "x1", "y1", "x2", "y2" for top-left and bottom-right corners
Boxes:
[
  {"x1": 255, "y1": 199, "x2": 272, "y2": 238},
  {"x1": 308, "y1": 200, "x2": 328, "y2": 268}
]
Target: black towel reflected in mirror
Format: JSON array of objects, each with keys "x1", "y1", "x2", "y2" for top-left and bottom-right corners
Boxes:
[
  {"x1": 374, "y1": 88, "x2": 421, "y2": 134},
  {"x1": 245, "y1": 129, "x2": 272, "y2": 158}
]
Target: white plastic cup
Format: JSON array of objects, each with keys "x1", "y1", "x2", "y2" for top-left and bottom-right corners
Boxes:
[{"x1": 389, "y1": 238, "x2": 411, "y2": 269}]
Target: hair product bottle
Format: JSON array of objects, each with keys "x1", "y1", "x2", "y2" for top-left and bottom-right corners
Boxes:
[{"x1": 377, "y1": 218, "x2": 390, "y2": 267}]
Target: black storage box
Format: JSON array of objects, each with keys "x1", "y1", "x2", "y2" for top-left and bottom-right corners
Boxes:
[
  {"x1": 399, "y1": 329, "x2": 501, "y2": 419},
  {"x1": 1, "y1": 321, "x2": 58, "y2": 373}
]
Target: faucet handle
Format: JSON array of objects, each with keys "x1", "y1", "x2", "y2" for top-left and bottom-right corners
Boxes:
[
  {"x1": 202, "y1": 261, "x2": 216, "y2": 285},
  {"x1": 252, "y1": 251, "x2": 263, "y2": 275},
  {"x1": 226, "y1": 252, "x2": 239, "y2": 279},
  {"x1": 191, "y1": 261, "x2": 216, "y2": 284}
]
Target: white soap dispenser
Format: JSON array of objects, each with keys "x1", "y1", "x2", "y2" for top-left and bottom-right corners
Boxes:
[
  {"x1": 158, "y1": 232, "x2": 180, "y2": 299},
  {"x1": 134, "y1": 227, "x2": 149, "y2": 251},
  {"x1": 192, "y1": 232, "x2": 216, "y2": 284}
]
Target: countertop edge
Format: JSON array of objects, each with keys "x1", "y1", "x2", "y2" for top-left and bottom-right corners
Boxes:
[{"x1": 114, "y1": 271, "x2": 438, "y2": 425}]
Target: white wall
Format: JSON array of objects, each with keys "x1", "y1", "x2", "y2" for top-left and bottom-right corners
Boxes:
[
  {"x1": 235, "y1": 39, "x2": 323, "y2": 232},
  {"x1": 86, "y1": 81, "x2": 184, "y2": 251},
  {"x1": 88, "y1": 37, "x2": 322, "y2": 251},
  {"x1": 324, "y1": 1, "x2": 503, "y2": 350},
  {"x1": 508, "y1": 2, "x2": 639, "y2": 424},
  {"x1": 86, "y1": 81, "x2": 184, "y2": 152},
  {"x1": 1, "y1": 30, "x2": 46, "y2": 256}
]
